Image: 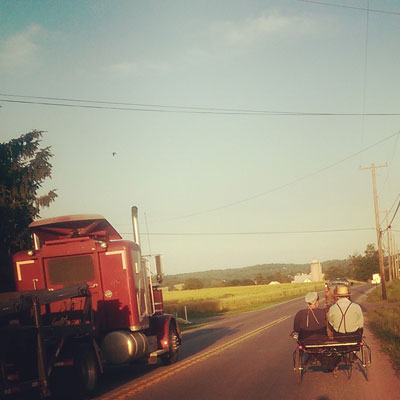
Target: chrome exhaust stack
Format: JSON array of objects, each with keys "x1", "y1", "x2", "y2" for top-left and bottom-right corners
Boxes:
[{"x1": 131, "y1": 206, "x2": 140, "y2": 246}]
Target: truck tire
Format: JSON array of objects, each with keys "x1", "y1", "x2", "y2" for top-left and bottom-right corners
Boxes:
[
  {"x1": 74, "y1": 344, "x2": 100, "y2": 395},
  {"x1": 50, "y1": 344, "x2": 99, "y2": 399},
  {"x1": 160, "y1": 325, "x2": 179, "y2": 365}
]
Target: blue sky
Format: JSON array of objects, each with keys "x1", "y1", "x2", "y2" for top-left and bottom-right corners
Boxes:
[{"x1": 1, "y1": 1, "x2": 400, "y2": 275}]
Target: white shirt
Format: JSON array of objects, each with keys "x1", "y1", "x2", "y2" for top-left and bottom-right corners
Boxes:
[{"x1": 328, "y1": 298, "x2": 364, "y2": 333}]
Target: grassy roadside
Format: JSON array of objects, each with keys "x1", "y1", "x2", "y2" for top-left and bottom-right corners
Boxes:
[
  {"x1": 164, "y1": 282, "x2": 325, "y2": 331},
  {"x1": 367, "y1": 281, "x2": 400, "y2": 371}
]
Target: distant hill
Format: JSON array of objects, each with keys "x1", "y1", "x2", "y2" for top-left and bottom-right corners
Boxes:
[{"x1": 162, "y1": 259, "x2": 346, "y2": 288}]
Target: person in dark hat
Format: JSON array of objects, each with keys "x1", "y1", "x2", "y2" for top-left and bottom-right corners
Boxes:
[{"x1": 293, "y1": 292, "x2": 327, "y2": 344}]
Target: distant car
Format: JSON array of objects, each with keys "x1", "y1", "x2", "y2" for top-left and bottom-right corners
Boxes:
[{"x1": 328, "y1": 278, "x2": 350, "y2": 288}]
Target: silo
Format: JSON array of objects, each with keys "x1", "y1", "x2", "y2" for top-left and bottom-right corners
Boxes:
[{"x1": 310, "y1": 259, "x2": 322, "y2": 282}]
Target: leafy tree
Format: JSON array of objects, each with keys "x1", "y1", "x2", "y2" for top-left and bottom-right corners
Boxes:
[
  {"x1": 349, "y1": 243, "x2": 379, "y2": 282},
  {"x1": 183, "y1": 278, "x2": 204, "y2": 290},
  {"x1": 0, "y1": 130, "x2": 57, "y2": 291},
  {"x1": 324, "y1": 264, "x2": 351, "y2": 281}
]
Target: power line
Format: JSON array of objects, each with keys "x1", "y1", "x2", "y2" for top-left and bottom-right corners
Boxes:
[
  {"x1": 389, "y1": 193, "x2": 400, "y2": 214},
  {"x1": 0, "y1": 93, "x2": 325, "y2": 115},
  {"x1": 0, "y1": 93, "x2": 296, "y2": 114},
  {"x1": 119, "y1": 227, "x2": 375, "y2": 236},
  {"x1": 170, "y1": 130, "x2": 400, "y2": 220},
  {"x1": 388, "y1": 200, "x2": 400, "y2": 228},
  {"x1": 1, "y1": 95, "x2": 400, "y2": 116},
  {"x1": 381, "y1": 193, "x2": 400, "y2": 233},
  {"x1": 294, "y1": 0, "x2": 400, "y2": 16},
  {"x1": 0, "y1": 98, "x2": 258, "y2": 116}
]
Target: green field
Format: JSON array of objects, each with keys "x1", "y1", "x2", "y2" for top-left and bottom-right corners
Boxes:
[{"x1": 163, "y1": 282, "x2": 325, "y2": 318}]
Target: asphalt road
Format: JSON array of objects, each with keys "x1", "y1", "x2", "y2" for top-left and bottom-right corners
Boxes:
[{"x1": 96, "y1": 284, "x2": 400, "y2": 400}]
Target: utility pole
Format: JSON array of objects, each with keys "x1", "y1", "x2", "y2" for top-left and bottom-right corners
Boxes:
[
  {"x1": 385, "y1": 211, "x2": 393, "y2": 282},
  {"x1": 393, "y1": 235, "x2": 398, "y2": 279},
  {"x1": 390, "y1": 228, "x2": 397, "y2": 280},
  {"x1": 361, "y1": 163, "x2": 387, "y2": 300},
  {"x1": 391, "y1": 230, "x2": 396, "y2": 279},
  {"x1": 393, "y1": 238, "x2": 399, "y2": 274}
]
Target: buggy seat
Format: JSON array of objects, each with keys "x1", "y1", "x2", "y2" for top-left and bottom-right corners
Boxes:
[{"x1": 299, "y1": 331, "x2": 363, "y2": 350}]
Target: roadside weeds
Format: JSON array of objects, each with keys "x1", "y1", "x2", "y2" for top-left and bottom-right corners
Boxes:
[{"x1": 366, "y1": 281, "x2": 400, "y2": 372}]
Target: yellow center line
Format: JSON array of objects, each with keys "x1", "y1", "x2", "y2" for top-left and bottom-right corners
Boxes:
[{"x1": 100, "y1": 315, "x2": 291, "y2": 400}]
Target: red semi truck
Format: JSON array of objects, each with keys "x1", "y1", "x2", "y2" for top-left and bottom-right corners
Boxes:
[{"x1": 0, "y1": 207, "x2": 181, "y2": 398}]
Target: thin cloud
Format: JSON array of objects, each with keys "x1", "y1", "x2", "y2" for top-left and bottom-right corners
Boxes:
[
  {"x1": 0, "y1": 24, "x2": 43, "y2": 70},
  {"x1": 212, "y1": 12, "x2": 318, "y2": 45}
]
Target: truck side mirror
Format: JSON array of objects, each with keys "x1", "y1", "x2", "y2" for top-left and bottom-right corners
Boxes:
[{"x1": 155, "y1": 254, "x2": 163, "y2": 284}]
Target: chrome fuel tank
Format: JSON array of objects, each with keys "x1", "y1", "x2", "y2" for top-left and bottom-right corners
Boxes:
[{"x1": 101, "y1": 330, "x2": 149, "y2": 364}]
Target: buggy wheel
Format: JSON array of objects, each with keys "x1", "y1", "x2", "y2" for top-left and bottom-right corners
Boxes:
[
  {"x1": 343, "y1": 353, "x2": 353, "y2": 380},
  {"x1": 160, "y1": 325, "x2": 180, "y2": 365},
  {"x1": 362, "y1": 346, "x2": 370, "y2": 381},
  {"x1": 294, "y1": 349, "x2": 303, "y2": 384}
]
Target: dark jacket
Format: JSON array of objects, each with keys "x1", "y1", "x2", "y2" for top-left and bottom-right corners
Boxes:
[{"x1": 293, "y1": 307, "x2": 327, "y2": 343}]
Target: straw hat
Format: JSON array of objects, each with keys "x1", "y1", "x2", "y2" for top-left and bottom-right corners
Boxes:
[{"x1": 336, "y1": 285, "x2": 350, "y2": 297}]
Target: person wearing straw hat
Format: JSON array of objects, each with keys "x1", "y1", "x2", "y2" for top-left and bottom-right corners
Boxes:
[
  {"x1": 293, "y1": 292, "x2": 327, "y2": 343},
  {"x1": 328, "y1": 285, "x2": 364, "y2": 336}
]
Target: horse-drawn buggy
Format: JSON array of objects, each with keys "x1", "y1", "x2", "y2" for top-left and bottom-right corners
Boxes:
[{"x1": 292, "y1": 331, "x2": 371, "y2": 382}]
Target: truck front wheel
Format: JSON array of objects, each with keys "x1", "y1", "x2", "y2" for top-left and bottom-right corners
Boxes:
[
  {"x1": 161, "y1": 326, "x2": 180, "y2": 365},
  {"x1": 50, "y1": 344, "x2": 99, "y2": 399},
  {"x1": 74, "y1": 344, "x2": 100, "y2": 394}
]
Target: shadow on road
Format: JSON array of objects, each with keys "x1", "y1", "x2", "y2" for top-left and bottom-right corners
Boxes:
[
  {"x1": 180, "y1": 325, "x2": 242, "y2": 358},
  {"x1": 93, "y1": 325, "x2": 241, "y2": 399}
]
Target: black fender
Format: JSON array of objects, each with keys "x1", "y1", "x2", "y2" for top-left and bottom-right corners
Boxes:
[{"x1": 148, "y1": 314, "x2": 181, "y2": 350}]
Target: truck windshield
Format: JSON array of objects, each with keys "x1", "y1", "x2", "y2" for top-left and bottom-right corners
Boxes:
[{"x1": 47, "y1": 255, "x2": 95, "y2": 286}]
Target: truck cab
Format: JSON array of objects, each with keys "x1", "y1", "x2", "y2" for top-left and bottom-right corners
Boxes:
[{"x1": 14, "y1": 213, "x2": 154, "y2": 331}]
